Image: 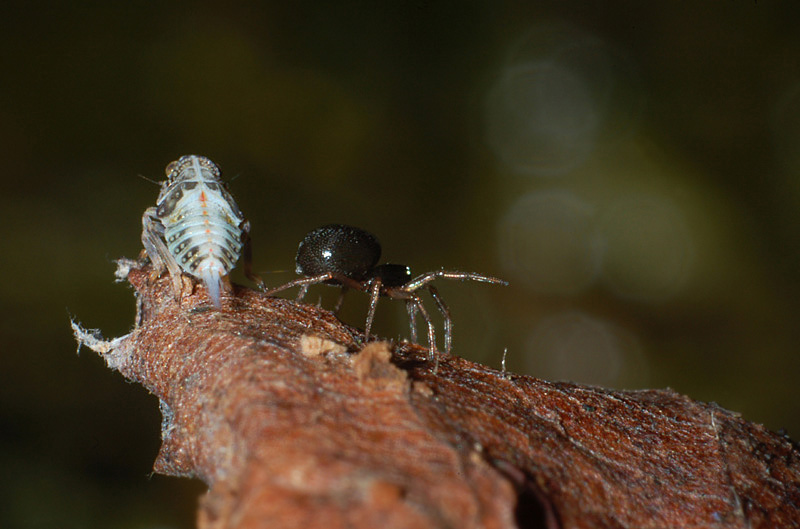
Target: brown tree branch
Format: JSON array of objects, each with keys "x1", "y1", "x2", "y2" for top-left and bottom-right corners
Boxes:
[{"x1": 73, "y1": 259, "x2": 800, "y2": 529}]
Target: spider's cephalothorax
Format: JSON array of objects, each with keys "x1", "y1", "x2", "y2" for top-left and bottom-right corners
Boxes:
[
  {"x1": 141, "y1": 155, "x2": 263, "y2": 307},
  {"x1": 264, "y1": 223, "x2": 507, "y2": 363}
]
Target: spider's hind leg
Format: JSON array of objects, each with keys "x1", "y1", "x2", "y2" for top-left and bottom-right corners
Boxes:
[
  {"x1": 262, "y1": 273, "x2": 335, "y2": 299},
  {"x1": 333, "y1": 285, "x2": 350, "y2": 314},
  {"x1": 363, "y1": 279, "x2": 383, "y2": 343}
]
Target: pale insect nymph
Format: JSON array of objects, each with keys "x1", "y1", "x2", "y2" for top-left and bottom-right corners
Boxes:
[{"x1": 141, "y1": 155, "x2": 263, "y2": 307}]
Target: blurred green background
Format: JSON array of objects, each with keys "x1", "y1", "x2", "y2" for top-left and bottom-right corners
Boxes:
[{"x1": 3, "y1": 2, "x2": 800, "y2": 527}]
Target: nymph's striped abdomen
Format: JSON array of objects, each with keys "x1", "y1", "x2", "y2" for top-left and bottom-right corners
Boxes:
[
  {"x1": 142, "y1": 154, "x2": 259, "y2": 308},
  {"x1": 165, "y1": 215, "x2": 243, "y2": 272},
  {"x1": 161, "y1": 183, "x2": 245, "y2": 306}
]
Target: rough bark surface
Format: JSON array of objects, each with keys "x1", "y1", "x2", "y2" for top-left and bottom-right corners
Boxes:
[{"x1": 73, "y1": 260, "x2": 800, "y2": 529}]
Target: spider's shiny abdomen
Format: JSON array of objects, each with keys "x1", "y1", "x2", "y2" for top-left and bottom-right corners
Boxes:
[
  {"x1": 295, "y1": 224, "x2": 381, "y2": 282},
  {"x1": 156, "y1": 155, "x2": 245, "y2": 306}
]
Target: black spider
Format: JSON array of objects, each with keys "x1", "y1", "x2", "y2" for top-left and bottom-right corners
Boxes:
[{"x1": 264, "y1": 224, "x2": 508, "y2": 361}]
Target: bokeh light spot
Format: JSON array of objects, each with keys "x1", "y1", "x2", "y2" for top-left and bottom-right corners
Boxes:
[
  {"x1": 524, "y1": 311, "x2": 647, "y2": 387},
  {"x1": 486, "y1": 62, "x2": 597, "y2": 175},
  {"x1": 498, "y1": 190, "x2": 602, "y2": 294},
  {"x1": 485, "y1": 23, "x2": 643, "y2": 176},
  {"x1": 599, "y1": 193, "x2": 694, "y2": 301}
]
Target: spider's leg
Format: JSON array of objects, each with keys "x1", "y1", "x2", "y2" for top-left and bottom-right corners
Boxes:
[
  {"x1": 240, "y1": 220, "x2": 265, "y2": 291},
  {"x1": 296, "y1": 284, "x2": 310, "y2": 301},
  {"x1": 266, "y1": 273, "x2": 367, "y2": 311},
  {"x1": 333, "y1": 285, "x2": 350, "y2": 314},
  {"x1": 262, "y1": 273, "x2": 337, "y2": 298},
  {"x1": 142, "y1": 207, "x2": 183, "y2": 299},
  {"x1": 426, "y1": 285, "x2": 453, "y2": 355},
  {"x1": 406, "y1": 294, "x2": 437, "y2": 368},
  {"x1": 364, "y1": 279, "x2": 382, "y2": 343},
  {"x1": 405, "y1": 301, "x2": 418, "y2": 343},
  {"x1": 403, "y1": 270, "x2": 508, "y2": 291}
]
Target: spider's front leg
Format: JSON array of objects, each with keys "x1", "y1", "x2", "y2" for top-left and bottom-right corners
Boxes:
[
  {"x1": 407, "y1": 294, "x2": 439, "y2": 369},
  {"x1": 406, "y1": 301, "x2": 419, "y2": 344},
  {"x1": 425, "y1": 285, "x2": 453, "y2": 355},
  {"x1": 141, "y1": 207, "x2": 183, "y2": 299},
  {"x1": 403, "y1": 270, "x2": 508, "y2": 291}
]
